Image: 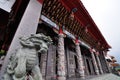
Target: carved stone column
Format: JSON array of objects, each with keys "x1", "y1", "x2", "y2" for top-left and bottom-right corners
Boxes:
[
  {"x1": 75, "y1": 39, "x2": 85, "y2": 79},
  {"x1": 103, "y1": 51, "x2": 111, "y2": 73},
  {"x1": 57, "y1": 28, "x2": 66, "y2": 80},
  {"x1": 90, "y1": 49, "x2": 99, "y2": 75},
  {"x1": 96, "y1": 52, "x2": 103, "y2": 74}
]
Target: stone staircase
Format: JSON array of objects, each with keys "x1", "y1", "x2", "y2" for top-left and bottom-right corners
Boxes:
[
  {"x1": 89, "y1": 73, "x2": 120, "y2": 80},
  {"x1": 67, "y1": 73, "x2": 120, "y2": 80}
]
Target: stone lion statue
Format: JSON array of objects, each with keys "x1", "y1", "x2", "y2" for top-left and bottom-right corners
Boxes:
[{"x1": 3, "y1": 33, "x2": 52, "y2": 80}]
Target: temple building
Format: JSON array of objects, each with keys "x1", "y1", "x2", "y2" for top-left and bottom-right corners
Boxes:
[
  {"x1": 0, "y1": 0, "x2": 111, "y2": 80},
  {"x1": 106, "y1": 55, "x2": 119, "y2": 69}
]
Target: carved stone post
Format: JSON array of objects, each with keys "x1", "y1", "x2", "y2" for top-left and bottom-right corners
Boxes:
[
  {"x1": 75, "y1": 38, "x2": 85, "y2": 79},
  {"x1": 90, "y1": 49, "x2": 99, "y2": 75},
  {"x1": 103, "y1": 51, "x2": 111, "y2": 73},
  {"x1": 57, "y1": 28, "x2": 66, "y2": 80},
  {"x1": 96, "y1": 52, "x2": 103, "y2": 74}
]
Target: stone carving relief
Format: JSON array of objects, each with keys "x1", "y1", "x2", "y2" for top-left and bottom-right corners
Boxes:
[{"x1": 3, "y1": 33, "x2": 52, "y2": 80}]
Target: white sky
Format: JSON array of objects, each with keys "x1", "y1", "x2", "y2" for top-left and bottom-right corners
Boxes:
[{"x1": 81, "y1": 0, "x2": 120, "y2": 63}]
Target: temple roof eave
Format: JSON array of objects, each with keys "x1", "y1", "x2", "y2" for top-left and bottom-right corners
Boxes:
[{"x1": 41, "y1": 0, "x2": 111, "y2": 50}]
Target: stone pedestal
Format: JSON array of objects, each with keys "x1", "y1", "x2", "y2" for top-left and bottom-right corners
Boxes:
[
  {"x1": 57, "y1": 34, "x2": 66, "y2": 80},
  {"x1": 75, "y1": 42, "x2": 85, "y2": 79}
]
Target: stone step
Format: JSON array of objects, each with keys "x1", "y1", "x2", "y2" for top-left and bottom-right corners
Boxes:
[
  {"x1": 89, "y1": 73, "x2": 120, "y2": 80},
  {"x1": 67, "y1": 73, "x2": 120, "y2": 80}
]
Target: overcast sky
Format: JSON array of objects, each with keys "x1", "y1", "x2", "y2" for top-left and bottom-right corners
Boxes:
[{"x1": 81, "y1": 0, "x2": 120, "y2": 63}]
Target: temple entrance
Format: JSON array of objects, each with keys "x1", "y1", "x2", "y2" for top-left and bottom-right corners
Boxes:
[
  {"x1": 36, "y1": 22, "x2": 58, "y2": 80},
  {"x1": 86, "y1": 59, "x2": 91, "y2": 75},
  {"x1": 36, "y1": 22, "x2": 101, "y2": 79},
  {"x1": 64, "y1": 37, "x2": 77, "y2": 78},
  {"x1": 80, "y1": 45, "x2": 96, "y2": 76}
]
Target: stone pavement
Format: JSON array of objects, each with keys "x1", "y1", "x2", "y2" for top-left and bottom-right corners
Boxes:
[{"x1": 89, "y1": 73, "x2": 120, "y2": 80}]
